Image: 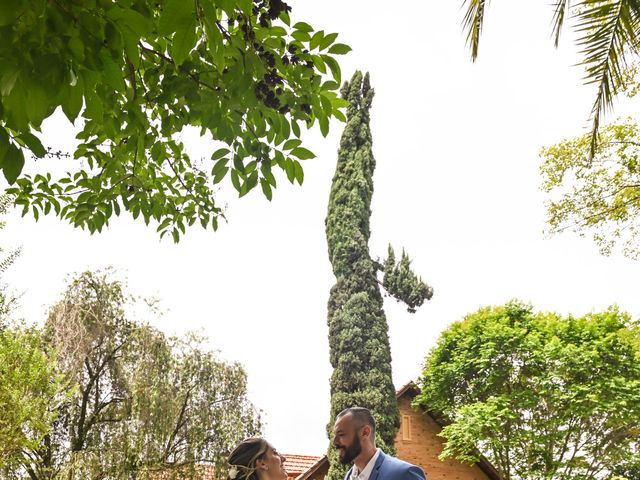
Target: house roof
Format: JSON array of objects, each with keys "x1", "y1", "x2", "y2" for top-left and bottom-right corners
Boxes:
[
  {"x1": 287, "y1": 454, "x2": 328, "y2": 480},
  {"x1": 283, "y1": 454, "x2": 323, "y2": 479},
  {"x1": 396, "y1": 381, "x2": 420, "y2": 398},
  {"x1": 397, "y1": 382, "x2": 502, "y2": 480}
]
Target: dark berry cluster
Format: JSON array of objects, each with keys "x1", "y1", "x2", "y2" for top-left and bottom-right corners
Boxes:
[
  {"x1": 259, "y1": 48, "x2": 276, "y2": 68},
  {"x1": 253, "y1": 0, "x2": 292, "y2": 27},
  {"x1": 239, "y1": 18, "x2": 255, "y2": 42},
  {"x1": 281, "y1": 44, "x2": 313, "y2": 68},
  {"x1": 255, "y1": 68, "x2": 284, "y2": 109},
  {"x1": 233, "y1": 1, "x2": 314, "y2": 116}
]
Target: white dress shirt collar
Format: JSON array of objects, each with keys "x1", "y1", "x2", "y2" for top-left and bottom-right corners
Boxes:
[{"x1": 350, "y1": 448, "x2": 381, "y2": 480}]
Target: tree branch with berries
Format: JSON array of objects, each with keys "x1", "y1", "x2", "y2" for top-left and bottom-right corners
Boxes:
[{"x1": 0, "y1": 0, "x2": 350, "y2": 240}]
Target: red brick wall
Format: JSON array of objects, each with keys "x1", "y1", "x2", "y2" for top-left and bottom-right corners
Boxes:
[{"x1": 394, "y1": 395, "x2": 491, "y2": 480}]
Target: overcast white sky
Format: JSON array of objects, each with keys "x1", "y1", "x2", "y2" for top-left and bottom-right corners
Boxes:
[{"x1": 4, "y1": 0, "x2": 640, "y2": 456}]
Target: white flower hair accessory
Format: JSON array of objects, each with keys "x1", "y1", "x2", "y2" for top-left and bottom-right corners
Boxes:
[{"x1": 229, "y1": 464, "x2": 255, "y2": 480}]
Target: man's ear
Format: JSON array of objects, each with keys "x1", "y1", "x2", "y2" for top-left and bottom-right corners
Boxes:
[{"x1": 361, "y1": 424, "x2": 372, "y2": 440}]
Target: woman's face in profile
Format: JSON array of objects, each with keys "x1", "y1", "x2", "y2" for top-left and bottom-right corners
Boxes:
[{"x1": 258, "y1": 444, "x2": 288, "y2": 480}]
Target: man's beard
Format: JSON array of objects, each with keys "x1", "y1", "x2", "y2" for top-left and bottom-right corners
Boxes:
[{"x1": 338, "y1": 435, "x2": 362, "y2": 465}]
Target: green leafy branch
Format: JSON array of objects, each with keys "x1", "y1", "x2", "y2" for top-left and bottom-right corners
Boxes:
[{"x1": 0, "y1": 0, "x2": 351, "y2": 240}]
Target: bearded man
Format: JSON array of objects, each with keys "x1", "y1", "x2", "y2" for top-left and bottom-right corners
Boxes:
[{"x1": 332, "y1": 407, "x2": 426, "y2": 480}]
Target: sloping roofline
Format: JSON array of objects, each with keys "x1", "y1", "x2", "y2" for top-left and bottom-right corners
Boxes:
[{"x1": 294, "y1": 454, "x2": 328, "y2": 480}]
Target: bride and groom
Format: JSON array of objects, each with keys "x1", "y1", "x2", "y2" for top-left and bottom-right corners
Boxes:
[{"x1": 227, "y1": 407, "x2": 426, "y2": 480}]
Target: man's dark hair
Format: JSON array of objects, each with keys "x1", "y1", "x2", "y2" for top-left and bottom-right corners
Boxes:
[{"x1": 337, "y1": 407, "x2": 376, "y2": 437}]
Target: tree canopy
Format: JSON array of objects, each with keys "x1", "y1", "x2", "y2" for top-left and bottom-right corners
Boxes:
[
  {"x1": 0, "y1": 0, "x2": 349, "y2": 240},
  {"x1": 541, "y1": 118, "x2": 640, "y2": 258},
  {"x1": 0, "y1": 324, "x2": 67, "y2": 473},
  {"x1": 0, "y1": 196, "x2": 60, "y2": 471},
  {"x1": 417, "y1": 301, "x2": 640, "y2": 480},
  {"x1": 8, "y1": 270, "x2": 261, "y2": 479}
]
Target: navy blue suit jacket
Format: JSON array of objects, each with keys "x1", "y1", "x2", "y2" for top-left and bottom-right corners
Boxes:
[{"x1": 344, "y1": 451, "x2": 426, "y2": 480}]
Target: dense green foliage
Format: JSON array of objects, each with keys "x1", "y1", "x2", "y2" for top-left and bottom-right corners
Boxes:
[
  {"x1": 0, "y1": 0, "x2": 349, "y2": 240},
  {"x1": 8, "y1": 271, "x2": 260, "y2": 479},
  {"x1": 0, "y1": 194, "x2": 62, "y2": 471},
  {"x1": 615, "y1": 452, "x2": 640, "y2": 480},
  {"x1": 417, "y1": 301, "x2": 640, "y2": 480},
  {"x1": 461, "y1": 0, "x2": 640, "y2": 155},
  {"x1": 0, "y1": 325, "x2": 67, "y2": 472},
  {"x1": 382, "y1": 245, "x2": 432, "y2": 313},
  {"x1": 325, "y1": 71, "x2": 432, "y2": 480},
  {"x1": 540, "y1": 118, "x2": 640, "y2": 258}
]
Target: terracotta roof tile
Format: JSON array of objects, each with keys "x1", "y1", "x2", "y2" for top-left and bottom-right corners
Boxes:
[{"x1": 283, "y1": 454, "x2": 323, "y2": 479}]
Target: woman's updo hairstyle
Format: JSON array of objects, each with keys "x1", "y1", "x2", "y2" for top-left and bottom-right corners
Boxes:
[{"x1": 227, "y1": 437, "x2": 269, "y2": 480}]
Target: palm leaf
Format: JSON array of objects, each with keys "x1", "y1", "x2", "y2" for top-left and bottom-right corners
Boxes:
[
  {"x1": 462, "y1": 0, "x2": 489, "y2": 61},
  {"x1": 460, "y1": 0, "x2": 640, "y2": 157},
  {"x1": 551, "y1": 0, "x2": 573, "y2": 47},
  {"x1": 574, "y1": 0, "x2": 640, "y2": 156}
]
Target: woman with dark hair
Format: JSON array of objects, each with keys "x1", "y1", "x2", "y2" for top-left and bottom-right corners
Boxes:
[{"x1": 227, "y1": 438, "x2": 288, "y2": 480}]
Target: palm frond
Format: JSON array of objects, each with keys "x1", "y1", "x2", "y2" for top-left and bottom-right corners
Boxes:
[
  {"x1": 551, "y1": 0, "x2": 572, "y2": 47},
  {"x1": 574, "y1": 0, "x2": 640, "y2": 156},
  {"x1": 462, "y1": 0, "x2": 489, "y2": 61}
]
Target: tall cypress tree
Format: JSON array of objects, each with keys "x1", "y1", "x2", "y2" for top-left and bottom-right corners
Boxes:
[{"x1": 325, "y1": 71, "x2": 433, "y2": 479}]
